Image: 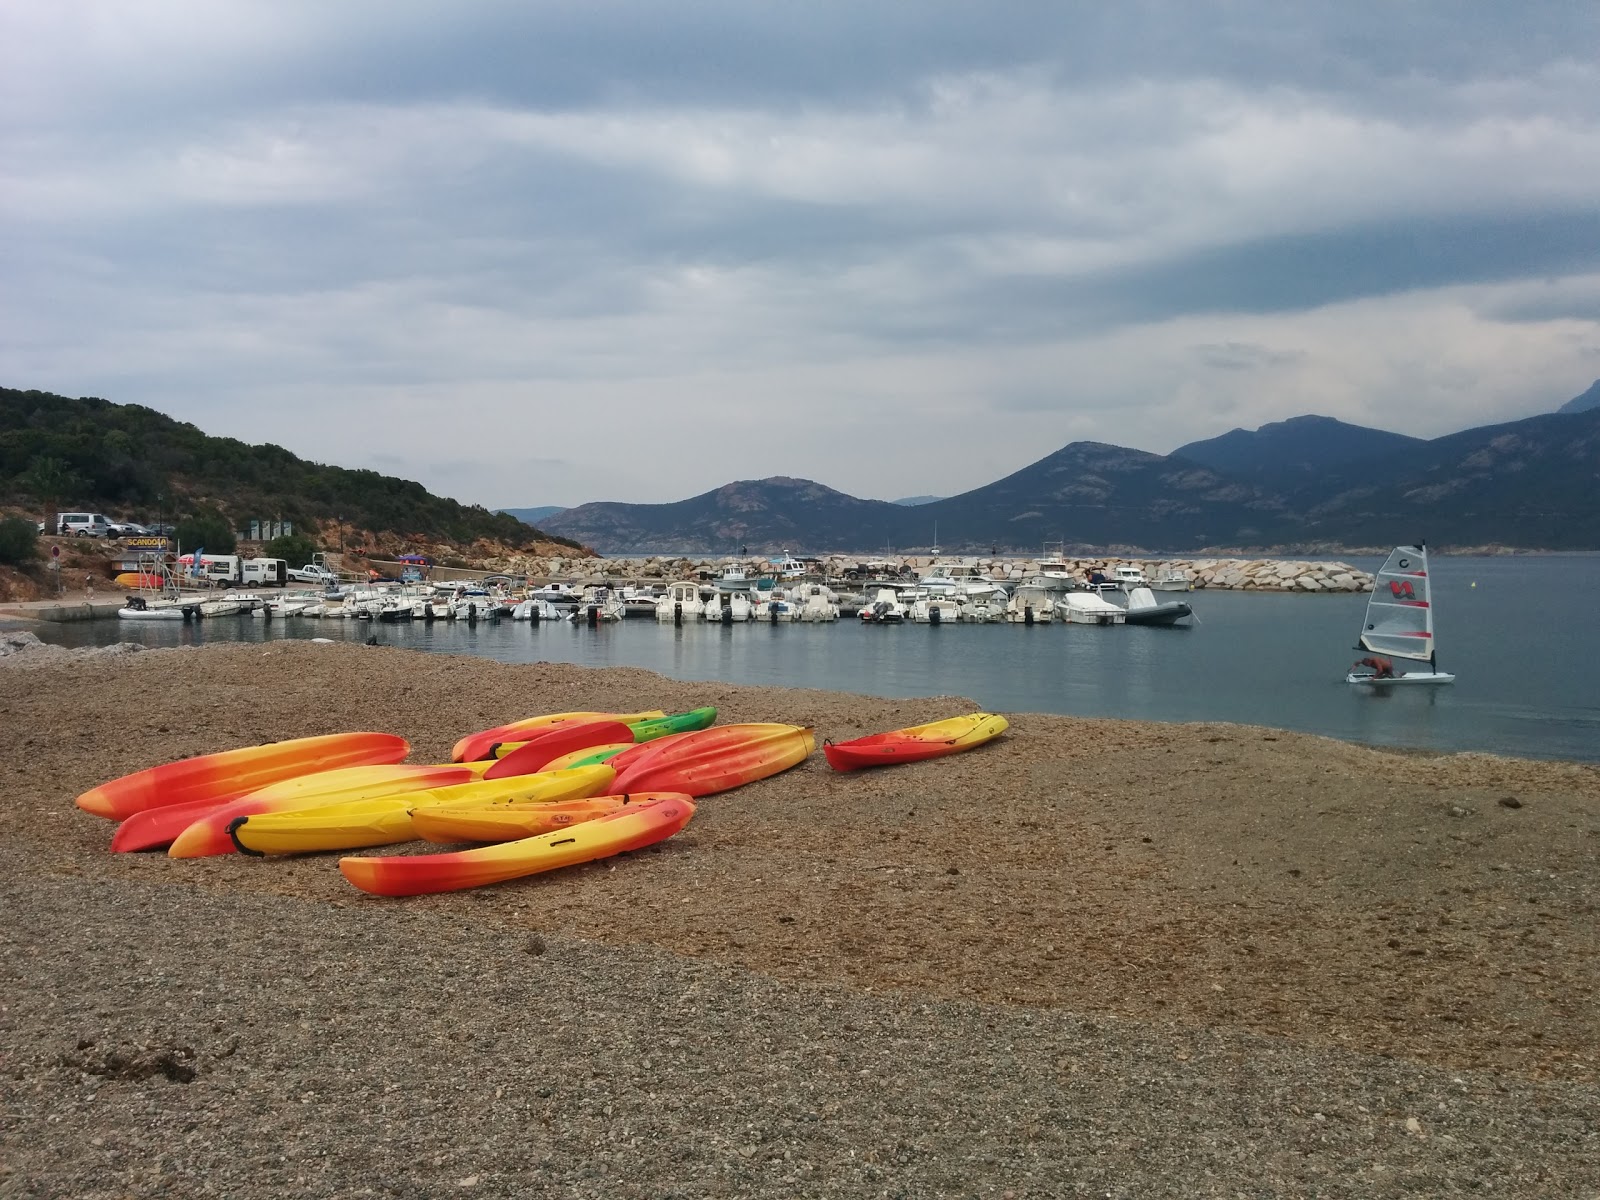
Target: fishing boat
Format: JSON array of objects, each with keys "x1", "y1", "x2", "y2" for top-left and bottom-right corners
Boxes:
[{"x1": 1346, "y1": 543, "x2": 1455, "y2": 686}]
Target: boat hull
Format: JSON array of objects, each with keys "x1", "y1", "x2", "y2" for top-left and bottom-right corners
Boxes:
[{"x1": 1346, "y1": 671, "x2": 1456, "y2": 686}]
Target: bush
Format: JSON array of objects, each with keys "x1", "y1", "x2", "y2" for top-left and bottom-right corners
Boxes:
[
  {"x1": 174, "y1": 510, "x2": 236, "y2": 555},
  {"x1": 0, "y1": 516, "x2": 38, "y2": 565},
  {"x1": 264, "y1": 533, "x2": 318, "y2": 565}
]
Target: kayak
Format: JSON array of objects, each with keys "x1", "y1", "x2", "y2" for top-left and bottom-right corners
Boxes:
[
  {"x1": 537, "y1": 743, "x2": 632, "y2": 773},
  {"x1": 486, "y1": 707, "x2": 718, "y2": 778},
  {"x1": 227, "y1": 764, "x2": 615, "y2": 856},
  {"x1": 339, "y1": 795, "x2": 696, "y2": 897},
  {"x1": 608, "y1": 724, "x2": 815, "y2": 797},
  {"x1": 76, "y1": 732, "x2": 411, "y2": 821},
  {"x1": 822, "y1": 712, "x2": 1010, "y2": 771},
  {"x1": 451, "y1": 710, "x2": 666, "y2": 764},
  {"x1": 411, "y1": 795, "x2": 641, "y2": 843},
  {"x1": 116, "y1": 761, "x2": 489, "y2": 854},
  {"x1": 164, "y1": 761, "x2": 496, "y2": 858}
]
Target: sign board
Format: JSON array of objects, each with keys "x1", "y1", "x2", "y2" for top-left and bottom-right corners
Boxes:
[
  {"x1": 51, "y1": 544, "x2": 60, "y2": 559},
  {"x1": 122, "y1": 536, "x2": 170, "y2": 552}
]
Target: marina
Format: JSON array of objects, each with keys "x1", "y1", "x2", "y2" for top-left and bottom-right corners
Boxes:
[{"x1": 23, "y1": 553, "x2": 1600, "y2": 765}]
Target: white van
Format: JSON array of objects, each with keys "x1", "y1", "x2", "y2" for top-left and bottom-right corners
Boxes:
[
  {"x1": 189, "y1": 554, "x2": 242, "y2": 586},
  {"x1": 55, "y1": 513, "x2": 111, "y2": 538},
  {"x1": 242, "y1": 558, "x2": 288, "y2": 587}
]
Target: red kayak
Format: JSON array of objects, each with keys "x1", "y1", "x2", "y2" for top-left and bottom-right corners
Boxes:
[
  {"x1": 822, "y1": 713, "x2": 1009, "y2": 771},
  {"x1": 76, "y1": 732, "x2": 411, "y2": 821}
]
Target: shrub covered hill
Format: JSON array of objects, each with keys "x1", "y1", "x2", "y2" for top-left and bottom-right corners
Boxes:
[{"x1": 0, "y1": 388, "x2": 583, "y2": 557}]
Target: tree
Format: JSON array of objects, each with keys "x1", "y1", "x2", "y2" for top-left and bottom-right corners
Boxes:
[
  {"x1": 18, "y1": 456, "x2": 80, "y2": 527},
  {"x1": 175, "y1": 509, "x2": 237, "y2": 555},
  {"x1": 264, "y1": 532, "x2": 318, "y2": 565},
  {"x1": 0, "y1": 516, "x2": 38, "y2": 565}
]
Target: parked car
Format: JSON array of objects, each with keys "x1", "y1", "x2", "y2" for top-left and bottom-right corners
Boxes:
[
  {"x1": 287, "y1": 563, "x2": 339, "y2": 585},
  {"x1": 55, "y1": 513, "x2": 112, "y2": 538},
  {"x1": 106, "y1": 520, "x2": 149, "y2": 537}
]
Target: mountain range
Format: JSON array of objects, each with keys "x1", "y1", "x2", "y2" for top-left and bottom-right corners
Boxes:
[{"x1": 538, "y1": 382, "x2": 1600, "y2": 554}]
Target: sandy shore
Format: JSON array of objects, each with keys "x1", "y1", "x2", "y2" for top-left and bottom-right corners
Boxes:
[{"x1": 2, "y1": 640, "x2": 1597, "y2": 1197}]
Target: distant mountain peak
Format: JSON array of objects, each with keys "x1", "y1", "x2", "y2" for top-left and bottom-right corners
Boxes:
[{"x1": 1558, "y1": 379, "x2": 1600, "y2": 414}]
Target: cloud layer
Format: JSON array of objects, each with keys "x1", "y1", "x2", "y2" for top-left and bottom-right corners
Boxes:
[{"x1": 4, "y1": 2, "x2": 1600, "y2": 505}]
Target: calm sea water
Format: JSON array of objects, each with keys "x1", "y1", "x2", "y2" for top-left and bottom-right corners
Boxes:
[{"x1": 35, "y1": 555, "x2": 1600, "y2": 763}]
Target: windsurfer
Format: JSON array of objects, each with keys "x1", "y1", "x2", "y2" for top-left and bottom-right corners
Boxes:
[{"x1": 1356, "y1": 656, "x2": 1395, "y2": 679}]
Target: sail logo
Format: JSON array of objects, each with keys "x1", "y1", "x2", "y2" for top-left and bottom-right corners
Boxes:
[{"x1": 1389, "y1": 580, "x2": 1416, "y2": 598}]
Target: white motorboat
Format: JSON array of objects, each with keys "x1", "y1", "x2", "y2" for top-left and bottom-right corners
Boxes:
[
  {"x1": 655, "y1": 581, "x2": 705, "y2": 623},
  {"x1": 753, "y1": 592, "x2": 800, "y2": 622},
  {"x1": 918, "y1": 561, "x2": 1008, "y2": 604},
  {"x1": 764, "y1": 552, "x2": 808, "y2": 581},
  {"x1": 796, "y1": 583, "x2": 839, "y2": 622},
  {"x1": 1111, "y1": 564, "x2": 1149, "y2": 588},
  {"x1": 1150, "y1": 568, "x2": 1192, "y2": 592},
  {"x1": 568, "y1": 591, "x2": 625, "y2": 623},
  {"x1": 118, "y1": 597, "x2": 192, "y2": 620},
  {"x1": 1346, "y1": 544, "x2": 1455, "y2": 686},
  {"x1": 859, "y1": 587, "x2": 906, "y2": 624},
  {"x1": 908, "y1": 594, "x2": 961, "y2": 624},
  {"x1": 1055, "y1": 592, "x2": 1126, "y2": 625},
  {"x1": 1120, "y1": 586, "x2": 1193, "y2": 626},
  {"x1": 703, "y1": 591, "x2": 752, "y2": 623},
  {"x1": 713, "y1": 564, "x2": 754, "y2": 593},
  {"x1": 1002, "y1": 583, "x2": 1055, "y2": 624}
]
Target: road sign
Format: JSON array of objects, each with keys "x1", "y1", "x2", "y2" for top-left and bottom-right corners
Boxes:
[{"x1": 50, "y1": 545, "x2": 60, "y2": 559}]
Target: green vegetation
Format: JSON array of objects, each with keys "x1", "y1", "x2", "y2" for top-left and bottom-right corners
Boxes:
[
  {"x1": 0, "y1": 387, "x2": 582, "y2": 551},
  {"x1": 175, "y1": 508, "x2": 237, "y2": 556},
  {"x1": 0, "y1": 516, "x2": 38, "y2": 565},
  {"x1": 264, "y1": 532, "x2": 318, "y2": 565}
]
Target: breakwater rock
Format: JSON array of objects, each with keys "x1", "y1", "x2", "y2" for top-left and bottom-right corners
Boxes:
[{"x1": 489, "y1": 553, "x2": 1373, "y2": 593}]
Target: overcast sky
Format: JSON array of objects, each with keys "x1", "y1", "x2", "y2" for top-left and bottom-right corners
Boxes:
[{"x1": 4, "y1": 3, "x2": 1600, "y2": 508}]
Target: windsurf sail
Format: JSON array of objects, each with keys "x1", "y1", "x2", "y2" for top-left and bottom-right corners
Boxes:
[{"x1": 1357, "y1": 544, "x2": 1436, "y2": 662}]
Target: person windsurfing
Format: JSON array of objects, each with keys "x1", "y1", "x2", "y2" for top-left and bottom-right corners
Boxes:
[{"x1": 1355, "y1": 655, "x2": 1395, "y2": 679}]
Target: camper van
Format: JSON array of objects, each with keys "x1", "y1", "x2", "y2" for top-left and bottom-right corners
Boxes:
[{"x1": 242, "y1": 558, "x2": 288, "y2": 587}]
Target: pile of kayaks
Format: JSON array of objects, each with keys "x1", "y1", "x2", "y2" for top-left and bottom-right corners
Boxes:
[{"x1": 73, "y1": 707, "x2": 1009, "y2": 897}]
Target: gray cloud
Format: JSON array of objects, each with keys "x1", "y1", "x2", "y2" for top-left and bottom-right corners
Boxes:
[{"x1": 3, "y1": 2, "x2": 1599, "y2": 506}]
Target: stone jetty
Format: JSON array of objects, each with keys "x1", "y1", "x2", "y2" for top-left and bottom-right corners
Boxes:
[{"x1": 481, "y1": 553, "x2": 1374, "y2": 593}]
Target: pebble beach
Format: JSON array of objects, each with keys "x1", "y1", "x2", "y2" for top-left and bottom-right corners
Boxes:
[{"x1": 2, "y1": 638, "x2": 1597, "y2": 1198}]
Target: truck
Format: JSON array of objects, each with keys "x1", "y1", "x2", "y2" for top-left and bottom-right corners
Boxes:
[
  {"x1": 287, "y1": 563, "x2": 339, "y2": 585},
  {"x1": 243, "y1": 558, "x2": 288, "y2": 587}
]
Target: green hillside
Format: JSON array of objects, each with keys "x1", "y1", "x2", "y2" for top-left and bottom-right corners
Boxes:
[{"x1": 0, "y1": 388, "x2": 580, "y2": 550}]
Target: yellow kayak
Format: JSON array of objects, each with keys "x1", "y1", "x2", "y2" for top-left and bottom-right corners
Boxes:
[{"x1": 228, "y1": 764, "x2": 615, "y2": 855}]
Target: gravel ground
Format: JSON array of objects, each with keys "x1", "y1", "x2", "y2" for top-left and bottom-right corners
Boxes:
[{"x1": 2, "y1": 639, "x2": 1598, "y2": 1198}]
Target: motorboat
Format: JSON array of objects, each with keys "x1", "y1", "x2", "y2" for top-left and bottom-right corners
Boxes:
[
  {"x1": 619, "y1": 585, "x2": 663, "y2": 618},
  {"x1": 1056, "y1": 592, "x2": 1126, "y2": 625},
  {"x1": 1120, "y1": 586, "x2": 1193, "y2": 626},
  {"x1": 703, "y1": 591, "x2": 752, "y2": 623},
  {"x1": 1150, "y1": 568, "x2": 1192, "y2": 592},
  {"x1": 1346, "y1": 544, "x2": 1455, "y2": 686},
  {"x1": 859, "y1": 587, "x2": 906, "y2": 624},
  {"x1": 918, "y1": 561, "x2": 1008, "y2": 604},
  {"x1": 753, "y1": 592, "x2": 800, "y2": 622},
  {"x1": 713, "y1": 564, "x2": 754, "y2": 592},
  {"x1": 1111, "y1": 565, "x2": 1149, "y2": 588},
  {"x1": 796, "y1": 583, "x2": 839, "y2": 622},
  {"x1": 1002, "y1": 584, "x2": 1055, "y2": 624},
  {"x1": 908, "y1": 594, "x2": 961, "y2": 624},
  {"x1": 654, "y1": 581, "x2": 705, "y2": 623},
  {"x1": 569, "y1": 590, "x2": 626, "y2": 624},
  {"x1": 764, "y1": 552, "x2": 808, "y2": 581}
]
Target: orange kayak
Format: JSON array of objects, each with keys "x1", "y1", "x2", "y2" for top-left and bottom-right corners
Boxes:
[
  {"x1": 822, "y1": 712, "x2": 1010, "y2": 771},
  {"x1": 608, "y1": 724, "x2": 815, "y2": 797},
  {"x1": 339, "y1": 795, "x2": 696, "y2": 896},
  {"x1": 450, "y1": 710, "x2": 665, "y2": 763},
  {"x1": 163, "y1": 761, "x2": 496, "y2": 857},
  {"x1": 76, "y1": 732, "x2": 410, "y2": 821}
]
